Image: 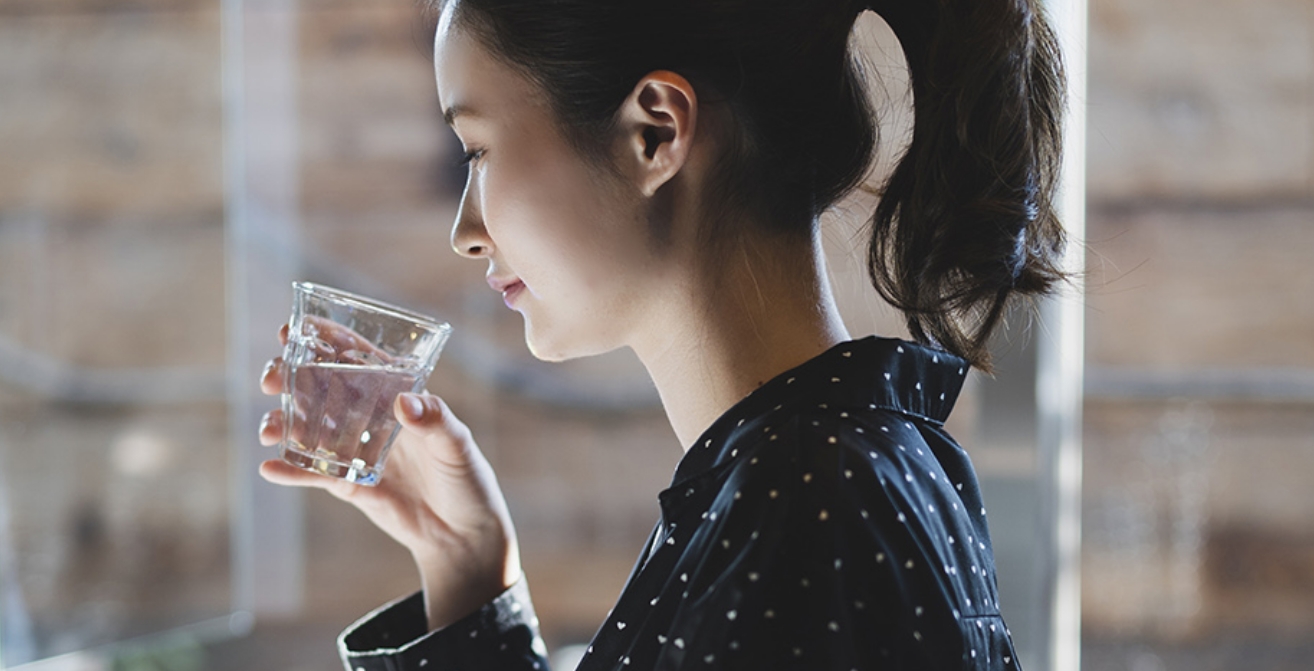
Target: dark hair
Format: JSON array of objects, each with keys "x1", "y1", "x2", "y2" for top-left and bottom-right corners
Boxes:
[{"x1": 433, "y1": 0, "x2": 1067, "y2": 370}]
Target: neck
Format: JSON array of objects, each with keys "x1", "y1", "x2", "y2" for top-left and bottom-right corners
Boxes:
[{"x1": 630, "y1": 228, "x2": 850, "y2": 450}]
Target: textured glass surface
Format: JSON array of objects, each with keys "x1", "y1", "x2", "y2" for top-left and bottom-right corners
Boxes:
[{"x1": 0, "y1": 1, "x2": 231, "y2": 663}]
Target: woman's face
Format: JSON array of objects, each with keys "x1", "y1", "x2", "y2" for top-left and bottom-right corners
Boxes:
[{"x1": 434, "y1": 13, "x2": 674, "y2": 362}]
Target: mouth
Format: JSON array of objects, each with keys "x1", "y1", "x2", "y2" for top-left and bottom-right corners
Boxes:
[
  {"x1": 501, "y1": 280, "x2": 525, "y2": 307},
  {"x1": 488, "y1": 276, "x2": 525, "y2": 308}
]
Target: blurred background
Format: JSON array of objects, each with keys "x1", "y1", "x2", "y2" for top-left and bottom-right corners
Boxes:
[{"x1": 0, "y1": 0, "x2": 1310, "y2": 669}]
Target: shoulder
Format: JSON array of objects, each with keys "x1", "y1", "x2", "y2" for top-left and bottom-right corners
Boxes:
[
  {"x1": 716, "y1": 403, "x2": 941, "y2": 529},
  {"x1": 714, "y1": 404, "x2": 982, "y2": 556},
  {"x1": 687, "y1": 406, "x2": 968, "y2": 644},
  {"x1": 729, "y1": 402, "x2": 935, "y2": 487}
]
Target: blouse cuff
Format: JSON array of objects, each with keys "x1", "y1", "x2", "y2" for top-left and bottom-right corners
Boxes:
[{"x1": 337, "y1": 578, "x2": 547, "y2": 671}]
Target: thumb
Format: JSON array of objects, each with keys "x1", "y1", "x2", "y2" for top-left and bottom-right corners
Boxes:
[{"x1": 395, "y1": 392, "x2": 475, "y2": 463}]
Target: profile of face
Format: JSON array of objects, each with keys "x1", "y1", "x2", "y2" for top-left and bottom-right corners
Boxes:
[{"x1": 433, "y1": 10, "x2": 693, "y2": 363}]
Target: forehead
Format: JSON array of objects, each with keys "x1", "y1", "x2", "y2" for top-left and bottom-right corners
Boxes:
[
  {"x1": 432, "y1": 7, "x2": 544, "y2": 125},
  {"x1": 432, "y1": 8, "x2": 476, "y2": 110}
]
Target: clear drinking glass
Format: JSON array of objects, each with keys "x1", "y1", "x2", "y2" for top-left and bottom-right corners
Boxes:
[{"x1": 279, "y1": 282, "x2": 451, "y2": 485}]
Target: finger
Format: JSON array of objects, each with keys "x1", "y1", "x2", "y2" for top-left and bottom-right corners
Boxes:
[
  {"x1": 256, "y1": 459, "x2": 344, "y2": 491},
  {"x1": 269, "y1": 360, "x2": 326, "y2": 417},
  {"x1": 395, "y1": 392, "x2": 473, "y2": 463},
  {"x1": 278, "y1": 323, "x2": 290, "y2": 346},
  {"x1": 305, "y1": 315, "x2": 390, "y2": 359},
  {"x1": 396, "y1": 392, "x2": 434, "y2": 430},
  {"x1": 258, "y1": 410, "x2": 283, "y2": 446},
  {"x1": 259, "y1": 405, "x2": 315, "y2": 448},
  {"x1": 260, "y1": 357, "x2": 286, "y2": 395},
  {"x1": 259, "y1": 459, "x2": 361, "y2": 501}
]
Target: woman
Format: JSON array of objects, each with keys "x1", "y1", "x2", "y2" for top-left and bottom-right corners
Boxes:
[{"x1": 258, "y1": 0, "x2": 1066, "y2": 668}]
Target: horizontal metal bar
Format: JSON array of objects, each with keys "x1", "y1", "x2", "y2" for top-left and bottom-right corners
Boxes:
[
  {"x1": 1085, "y1": 366, "x2": 1314, "y2": 402},
  {"x1": 7, "y1": 613, "x2": 249, "y2": 671},
  {"x1": 0, "y1": 334, "x2": 226, "y2": 405}
]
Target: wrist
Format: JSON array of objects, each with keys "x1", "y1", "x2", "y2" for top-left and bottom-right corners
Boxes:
[{"x1": 412, "y1": 549, "x2": 520, "y2": 631}]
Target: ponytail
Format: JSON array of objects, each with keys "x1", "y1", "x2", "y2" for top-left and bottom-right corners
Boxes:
[{"x1": 865, "y1": 0, "x2": 1068, "y2": 371}]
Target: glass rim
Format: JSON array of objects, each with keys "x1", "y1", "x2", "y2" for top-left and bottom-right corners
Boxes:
[{"x1": 293, "y1": 281, "x2": 452, "y2": 336}]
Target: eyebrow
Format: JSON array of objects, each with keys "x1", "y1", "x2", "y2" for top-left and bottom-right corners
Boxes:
[{"x1": 442, "y1": 103, "x2": 477, "y2": 127}]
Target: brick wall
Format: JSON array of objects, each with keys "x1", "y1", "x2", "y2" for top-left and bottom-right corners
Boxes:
[{"x1": 1081, "y1": 0, "x2": 1314, "y2": 652}]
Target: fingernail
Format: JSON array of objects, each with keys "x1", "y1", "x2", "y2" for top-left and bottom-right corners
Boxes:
[{"x1": 402, "y1": 394, "x2": 424, "y2": 421}]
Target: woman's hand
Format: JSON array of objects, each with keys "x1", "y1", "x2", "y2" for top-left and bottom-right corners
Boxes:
[{"x1": 258, "y1": 325, "x2": 521, "y2": 630}]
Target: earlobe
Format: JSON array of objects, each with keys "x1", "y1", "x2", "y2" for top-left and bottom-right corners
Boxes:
[{"x1": 619, "y1": 71, "x2": 697, "y2": 197}]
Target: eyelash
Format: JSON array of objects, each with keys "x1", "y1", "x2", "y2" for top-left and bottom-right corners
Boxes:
[{"x1": 455, "y1": 149, "x2": 484, "y2": 167}]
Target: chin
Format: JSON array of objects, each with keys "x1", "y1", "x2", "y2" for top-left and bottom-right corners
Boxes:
[
  {"x1": 523, "y1": 319, "x2": 618, "y2": 363},
  {"x1": 525, "y1": 340, "x2": 571, "y2": 363}
]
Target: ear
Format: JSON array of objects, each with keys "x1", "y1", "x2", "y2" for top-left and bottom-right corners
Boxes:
[{"x1": 614, "y1": 71, "x2": 697, "y2": 198}]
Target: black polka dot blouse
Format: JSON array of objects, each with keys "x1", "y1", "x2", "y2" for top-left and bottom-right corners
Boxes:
[{"x1": 338, "y1": 336, "x2": 1021, "y2": 670}]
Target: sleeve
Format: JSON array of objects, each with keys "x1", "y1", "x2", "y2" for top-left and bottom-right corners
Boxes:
[
  {"x1": 648, "y1": 417, "x2": 976, "y2": 670},
  {"x1": 337, "y1": 578, "x2": 551, "y2": 671}
]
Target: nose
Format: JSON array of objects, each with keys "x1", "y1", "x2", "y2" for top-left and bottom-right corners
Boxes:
[{"x1": 450, "y1": 180, "x2": 491, "y2": 258}]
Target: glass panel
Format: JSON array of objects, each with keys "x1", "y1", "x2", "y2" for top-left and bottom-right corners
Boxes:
[
  {"x1": 1082, "y1": 0, "x2": 1314, "y2": 665},
  {"x1": 0, "y1": 0, "x2": 236, "y2": 665},
  {"x1": 1083, "y1": 210, "x2": 1314, "y2": 670}
]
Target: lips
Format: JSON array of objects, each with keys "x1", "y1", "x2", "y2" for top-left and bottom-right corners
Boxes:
[
  {"x1": 500, "y1": 280, "x2": 525, "y2": 307},
  {"x1": 487, "y1": 276, "x2": 525, "y2": 308}
]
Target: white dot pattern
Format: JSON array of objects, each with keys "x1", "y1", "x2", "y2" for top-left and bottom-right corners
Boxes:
[{"x1": 334, "y1": 338, "x2": 1015, "y2": 671}]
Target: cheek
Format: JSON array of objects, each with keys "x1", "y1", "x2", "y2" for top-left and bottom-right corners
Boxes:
[{"x1": 484, "y1": 151, "x2": 642, "y2": 291}]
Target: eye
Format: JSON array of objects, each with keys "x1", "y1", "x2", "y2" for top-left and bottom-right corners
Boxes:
[{"x1": 455, "y1": 148, "x2": 484, "y2": 167}]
